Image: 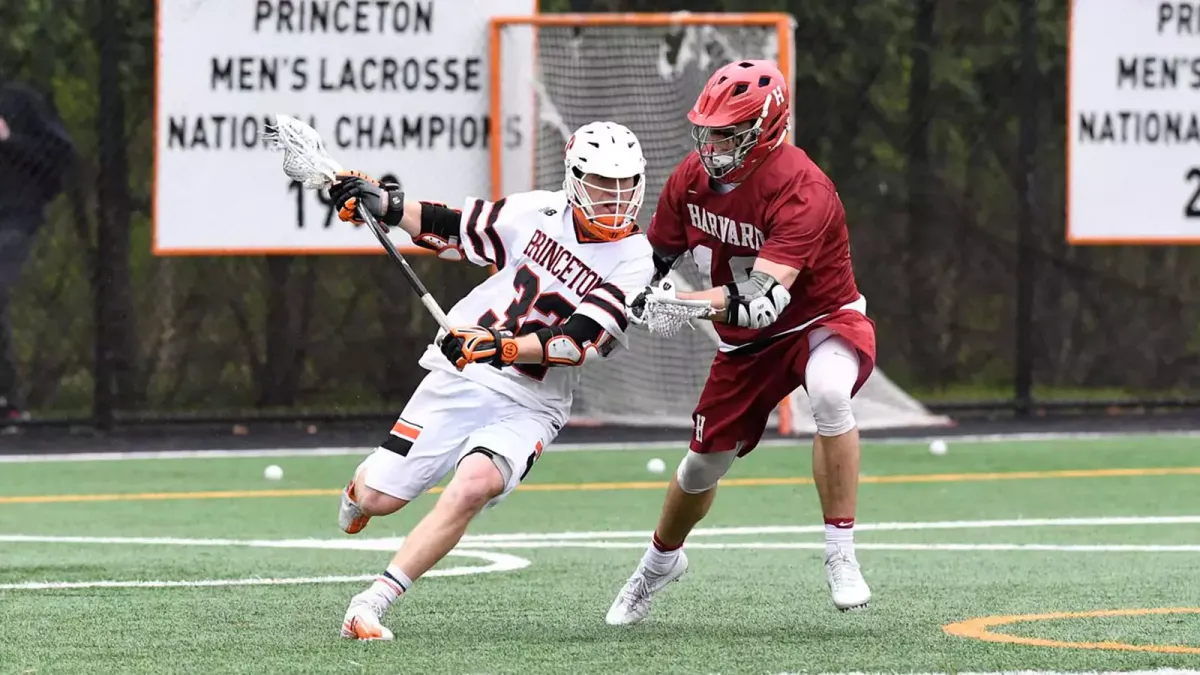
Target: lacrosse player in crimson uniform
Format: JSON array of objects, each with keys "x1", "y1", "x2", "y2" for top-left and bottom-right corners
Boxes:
[
  {"x1": 326, "y1": 121, "x2": 654, "y2": 640},
  {"x1": 606, "y1": 61, "x2": 877, "y2": 624}
]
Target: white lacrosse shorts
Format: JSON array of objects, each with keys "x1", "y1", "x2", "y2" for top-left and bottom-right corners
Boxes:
[{"x1": 358, "y1": 369, "x2": 559, "y2": 507}]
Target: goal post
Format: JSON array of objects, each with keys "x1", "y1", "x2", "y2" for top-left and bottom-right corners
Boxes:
[
  {"x1": 489, "y1": 12, "x2": 795, "y2": 202},
  {"x1": 488, "y1": 12, "x2": 952, "y2": 435}
]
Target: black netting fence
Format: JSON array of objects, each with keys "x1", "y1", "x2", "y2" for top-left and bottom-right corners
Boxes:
[{"x1": 1, "y1": 0, "x2": 1193, "y2": 430}]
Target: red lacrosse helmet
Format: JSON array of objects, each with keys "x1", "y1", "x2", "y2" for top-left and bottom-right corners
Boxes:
[{"x1": 688, "y1": 60, "x2": 791, "y2": 183}]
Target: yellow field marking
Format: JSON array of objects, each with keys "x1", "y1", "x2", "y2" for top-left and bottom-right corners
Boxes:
[
  {"x1": 943, "y1": 607, "x2": 1200, "y2": 654},
  {"x1": 2, "y1": 465, "x2": 1199, "y2": 506}
]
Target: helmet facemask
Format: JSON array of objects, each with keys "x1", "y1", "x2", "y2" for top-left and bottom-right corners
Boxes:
[
  {"x1": 565, "y1": 167, "x2": 644, "y2": 240},
  {"x1": 693, "y1": 120, "x2": 761, "y2": 180}
]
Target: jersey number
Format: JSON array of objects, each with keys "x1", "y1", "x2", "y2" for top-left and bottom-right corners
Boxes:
[
  {"x1": 691, "y1": 244, "x2": 756, "y2": 288},
  {"x1": 478, "y1": 266, "x2": 575, "y2": 381},
  {"x1": 289, "y1": 173, "x2": 400, "y2": 229},
  {"x1": 1186, "y1": 168, "x2": 1200, "y2": 218}
]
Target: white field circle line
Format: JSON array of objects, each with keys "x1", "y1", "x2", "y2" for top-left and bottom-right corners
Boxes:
[
  {"x1": 2, "y1": 515, "x2": 1193, "y2": 590},
  {"x1": 0, "y1": 550, "x2": 530, "y2": 592}
]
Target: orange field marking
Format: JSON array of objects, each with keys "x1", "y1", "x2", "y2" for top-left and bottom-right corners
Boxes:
[
  {"x1": 1, "y1": 466, "x2": 1198, "y2": 505},
  {"x1": 943, "y1": 607, "x2": 1200, "y2": 654}
]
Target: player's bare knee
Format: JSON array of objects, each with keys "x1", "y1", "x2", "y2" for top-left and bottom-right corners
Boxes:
[
  {"x1": 357, "y1": 488, "x2": 408, "y2": 517},
  {"x1": 809, "y1": 385, "x2": 856, "y2": 437},
  {"x1": 676, "y1": 448, "x2": 738, "y2": 494},
  {"x1": 443, "y1": 451, "x2": 506, "y2": 513}
]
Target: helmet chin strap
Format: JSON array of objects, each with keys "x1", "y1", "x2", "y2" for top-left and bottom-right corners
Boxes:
[
  {"x1": 571, "y1": 207, "x2": 637, "y2": 242},
  {"x1": 709, "y1": 178, "x2": 739, "y2": 194},
  {"x1": 572, "y1": 209, "x2": 610, "y2": 241}
]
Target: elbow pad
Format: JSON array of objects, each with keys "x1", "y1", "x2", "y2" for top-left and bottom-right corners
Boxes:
[
  {"x1": 413, "y1": 202, "x2": 465, "y2": 261},
  {"x1": 725, "y1": 270, "x2": 791, "y2": 330},
  {"x1": 533, "y1": 315, "x2": 613, "y2": 367}
]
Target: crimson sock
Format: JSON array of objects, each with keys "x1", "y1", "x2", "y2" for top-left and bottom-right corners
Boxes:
[{"x1": 652, "y1": 531, "x2": 683, "y2": 553}]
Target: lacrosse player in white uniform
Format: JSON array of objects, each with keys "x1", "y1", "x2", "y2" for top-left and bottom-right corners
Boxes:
[{"x1": 325, "y1": 121, "x2": 654, "y2": 641}]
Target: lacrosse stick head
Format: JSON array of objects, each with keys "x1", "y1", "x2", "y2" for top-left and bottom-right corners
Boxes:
[
  {"x1": 262, "y1": 114, "x2": 343, "y2": 189},
  {"x1": 644, "y1": 296, "x2": 715, "y2": 338}
]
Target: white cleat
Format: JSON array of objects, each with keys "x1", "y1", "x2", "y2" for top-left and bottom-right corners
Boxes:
[
  {"x1": 825, "y1": 546, "x2": 871, "y2": 611},
  {"x1": 339, "y1": 480, "x2": 370, "y2": 534},
  {"x1": 340, "y1": 592, "x2": 394, "y2": 641},
  {"x1": 605, "y1": 551, "x2": 689, "y2": 626}
]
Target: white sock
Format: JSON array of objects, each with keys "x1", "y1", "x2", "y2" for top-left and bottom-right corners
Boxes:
[
  {"x1": 825, "y1": 519, "x2": 855, "y2": 557},
  {"x1": 641, "y1": 534, "x2": 682, "y2": 576},
  {"x1": 368, "y1": 565, "x2": 412, "y2": 606}
]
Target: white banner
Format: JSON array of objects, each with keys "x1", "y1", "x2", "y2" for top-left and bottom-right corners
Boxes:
[
  {"x1": 154, "y1": 0, "x2": 534, "y2": 254},
  {"x1": 1069, "y1": 1, "x2": 1200, "y2": 243}
]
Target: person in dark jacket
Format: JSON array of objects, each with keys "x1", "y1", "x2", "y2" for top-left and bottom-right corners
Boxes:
[{"x1": 0, "y1": 79, "x2": 76, "y2": 421}]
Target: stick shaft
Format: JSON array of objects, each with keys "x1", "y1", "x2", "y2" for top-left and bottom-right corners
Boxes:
[{"x1": 358, "y1": 203, "x2": 453, "y2": 332}]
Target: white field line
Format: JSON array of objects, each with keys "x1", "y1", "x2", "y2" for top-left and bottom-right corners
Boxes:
[
  {"x1": 11, "y1": 534, "x2": 1200, "y2": 554},
  {"x1": 0, "y1": 550, "x2": 530, "y2": 591},
  {"x1": 460, "y1": 541, "x2": 1200, "y2": 553},
  {"x1": 3, "y1": 515, "x2": 1200, "y2": 552},
  {"x1": 0, "y1": 575, "x2": 380, "y2": 591},
  {"x1": 3, "y1": 429, "x2": 1200, "y2": 463},
  {"x1": 0, "y1": 534, "x2": 406, "y2": 550},
  {"x1": 453, "y1": 515, "x2": 1200, "y2": 542}
]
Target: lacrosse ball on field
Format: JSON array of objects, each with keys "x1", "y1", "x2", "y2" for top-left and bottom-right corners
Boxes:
[
  {"x1": 928, "y1": 439, "x2": 947, "y2": 456},
  {"x1": 264, "y1": 464, "x2": 284, "y2": 481},
  {"x1": 646, "y1": 457, "x2": 666, "y2": 474}
]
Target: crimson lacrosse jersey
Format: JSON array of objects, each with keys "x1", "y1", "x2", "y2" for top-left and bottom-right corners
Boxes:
[
  {"x1": 649, "y1": 145, "x2": 862, "y2": 351},
  {"x1": 417, "y1": 189, "x2": 654, "y2": 426}
]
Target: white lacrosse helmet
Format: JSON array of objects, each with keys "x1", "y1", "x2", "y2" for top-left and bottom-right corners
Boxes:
[{"x1": 563, "y1": 121, "x2": 646, "y2": 242}]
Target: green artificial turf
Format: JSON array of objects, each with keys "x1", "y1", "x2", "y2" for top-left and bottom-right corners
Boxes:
[{"x1": 2, "y1": 435, "x2": 1199, "y2": 673}]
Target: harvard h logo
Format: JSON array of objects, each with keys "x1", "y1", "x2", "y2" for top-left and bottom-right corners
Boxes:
[{"x1": 693, "y1": 414, "x2": 706, "y2": 443}]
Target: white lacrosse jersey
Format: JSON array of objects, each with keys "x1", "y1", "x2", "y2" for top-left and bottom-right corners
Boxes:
[{"x1": 417, "y1": 189, "x2": 654, "y2": 426}]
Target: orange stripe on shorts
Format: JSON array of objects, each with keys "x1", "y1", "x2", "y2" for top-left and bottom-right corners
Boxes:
[{"x1": 391, "y1": 420, "x2": 421, "y2": 440}]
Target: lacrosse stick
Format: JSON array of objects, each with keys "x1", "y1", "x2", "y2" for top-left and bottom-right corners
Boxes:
[
  {"x1": 636, "y1": 276, "x2": 719, "y2": 338},
  {"x1": 643, "y1": 296, "x2": 717, "y2": 338},
  {"x1": 262, "y1": 114, "x2": 452, "y2": 332}
]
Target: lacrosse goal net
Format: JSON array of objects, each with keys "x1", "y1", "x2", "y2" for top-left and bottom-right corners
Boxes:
[{"x1": 489, "y1": 12, "x2": 951, "y2": 434}]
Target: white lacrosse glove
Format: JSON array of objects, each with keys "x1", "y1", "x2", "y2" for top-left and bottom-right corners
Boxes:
[
  {"x1": 627, "y1": 279, "x2": 715, "y2": 338},
  {"x1": 626, "y1": 279, "x2": 674, "y2": 327}
]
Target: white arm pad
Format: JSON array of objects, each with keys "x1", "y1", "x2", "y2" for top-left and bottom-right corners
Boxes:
[
  {"x1": 725, "y1": 271, "x2": 791, "y2": 329},
  {"x1": 535, "y1": 314, "x2": 611, "y2": 367}
]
